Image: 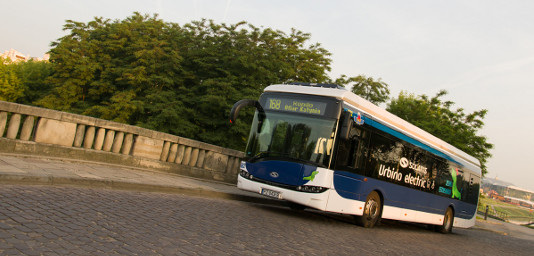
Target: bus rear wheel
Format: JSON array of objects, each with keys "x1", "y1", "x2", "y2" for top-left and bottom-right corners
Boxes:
[
  {"x1": 355, "y1": 191, "x2": 382, "y2": 228},
  {"x1": 435, "y1": 207, "x2": 454, "y2": 234}
]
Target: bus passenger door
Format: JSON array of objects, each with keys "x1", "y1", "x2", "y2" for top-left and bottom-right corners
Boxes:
[{"x1": 467, "y1": 174, "x2": 481, "y2": 205}]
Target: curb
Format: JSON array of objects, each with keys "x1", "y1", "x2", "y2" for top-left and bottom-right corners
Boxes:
[
  {"x1": 472, "y1": 224, "x2": 508, "y2": 236},
  {"x1": 0, "y1": 174, "x2": 286, "y2": 207}
]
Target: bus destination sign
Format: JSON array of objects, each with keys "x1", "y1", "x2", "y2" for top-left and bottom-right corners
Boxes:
[{"x1": 266, "y1": 97, "x2": 327, "y2": 116}]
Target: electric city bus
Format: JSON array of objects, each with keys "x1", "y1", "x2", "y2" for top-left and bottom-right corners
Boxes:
[{"x1": 229, "y1": 83, "x2": 481, "y2": 233}]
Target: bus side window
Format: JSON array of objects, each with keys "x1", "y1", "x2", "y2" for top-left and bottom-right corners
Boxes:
[
  {"x1": 424, "y1": 158, "x2": 441, "y2": 193},
  {"x1": 334, "y1": 123, "x2": 367, "y2": 174},
  {"x1": 468, "y1": 175, "x2": 481, "y2": 205},
  {"x1": 436, "y1": 165, "x2": 454, "y2": 198},
  {"x1": 367, "y1": 132, "x2": 404, "y2": 180},
  {"x1": 352, "y1": 128, "x2": 368, "y2": 170},
  {"x1": 458, "y1": 169, "x2": 469, "y2": 203}
]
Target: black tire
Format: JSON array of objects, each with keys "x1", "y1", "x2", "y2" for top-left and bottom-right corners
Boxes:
[
  {"x1": 436, "y1": 207, "x2": 454, "y2": 234},
  {"x1": 288, "y1": 202, "x2": 306, "y2": 211},
  {"x1": 355, "y1": 191, "x2": 382, "y2": 228}
]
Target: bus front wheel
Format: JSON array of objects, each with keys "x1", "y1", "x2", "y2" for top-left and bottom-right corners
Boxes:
[
  {"x1": 435, "y1": 207, "x2": 454, "y2": 234},
  {"x1": 355, "y1": 191, "x2": 382, "y2": 228}
]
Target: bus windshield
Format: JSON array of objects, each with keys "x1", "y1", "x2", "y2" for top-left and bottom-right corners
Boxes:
[{"x1": 245, "y1": 111, "x2": 337, "y2": 167}]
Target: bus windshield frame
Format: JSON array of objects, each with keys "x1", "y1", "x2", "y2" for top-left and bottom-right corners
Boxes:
[{"x1": 244, "y1": 93, "x2": 341, "y2": 168}]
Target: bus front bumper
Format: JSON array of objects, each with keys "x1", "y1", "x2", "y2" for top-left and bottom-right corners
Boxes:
[{"x1": 237, "y1": 174, "x2": 330, "y2": 211}]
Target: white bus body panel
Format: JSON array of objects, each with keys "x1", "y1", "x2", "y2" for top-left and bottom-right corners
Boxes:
[
  {"x1": 324, "y1": 189, "x2": 365, "y2": 215},
  {"x1": 237, "y1": 175, "x2": 330, "y2": 210},
  {"x1": 453, "y1": 213, "x2": 476, "y2": 228}
]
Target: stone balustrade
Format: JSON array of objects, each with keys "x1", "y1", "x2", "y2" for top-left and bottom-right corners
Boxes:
[{"x1": 0, "y1": 100, "x2": 244, "y2": 183}]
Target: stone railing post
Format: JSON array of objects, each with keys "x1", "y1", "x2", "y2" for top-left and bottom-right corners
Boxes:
[
  {"x1": 6, "y1": 113, "x2": 21, "y2": 139},
  {"x1": 0, "y1": 112, "x2": 7, "y2": 137},
  {"x1": 20, "y1": 116, "x2": 35, "y2": 141}
]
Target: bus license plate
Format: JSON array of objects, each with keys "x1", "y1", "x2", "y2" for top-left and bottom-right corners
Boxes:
[{"x1": 261, "y1": 188, "x2": 282, "y2": 199}]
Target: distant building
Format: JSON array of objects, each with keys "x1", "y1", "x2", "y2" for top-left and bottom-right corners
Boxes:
[
  {"x1": 1, "y1": 48, "x2": 49, "y2": 62},
  {"x1": 506, "y1": 186, "x2": 533, "y2": 201},
  {"x1": 482, "y1": 178, "x2": 534, "y2": 208}
]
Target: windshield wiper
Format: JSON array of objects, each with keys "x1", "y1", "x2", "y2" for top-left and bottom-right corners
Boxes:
[{"x1": 249, "y1": 151, "x2": 282, "y2": 162}]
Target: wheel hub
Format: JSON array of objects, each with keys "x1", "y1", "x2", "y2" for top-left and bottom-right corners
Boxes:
[{"x1": 365, "y1": 199, "x2": 378, "y2": 219}]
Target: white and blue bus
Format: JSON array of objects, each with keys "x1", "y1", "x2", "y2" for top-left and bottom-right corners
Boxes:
[{"x1": 230, "y1": 83, "x2": 481, "y2": 233}]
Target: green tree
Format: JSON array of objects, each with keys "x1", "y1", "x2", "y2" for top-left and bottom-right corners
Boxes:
[
  {"x1": 387, "y1": 90, "x2": 493, "y2": 175},
  {"x1": 0, "y1": 58, "x2": 24, "y2": 102},
  {"x1": 39, "y1": 13, "x2": 333, "y2": 150},
  {"x1": 170, "y1": 20, "x2": 333, "y2": 149},
  {"x1": 38, "y1": 13, "x2": 184, "y2": 123},
  {"x1": 14, "y1": 60, "x2": 53, "y2": 104},
  {"x1": 335, "y1": 74, "x2": 390, "y2": 105}
]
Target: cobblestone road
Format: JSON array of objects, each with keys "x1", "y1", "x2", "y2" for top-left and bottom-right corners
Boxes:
[{"x1": 0, "y1": 185, "x2": 532, "y2": 255}]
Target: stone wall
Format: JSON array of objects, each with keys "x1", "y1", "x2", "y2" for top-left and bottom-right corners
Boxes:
[{"x1": 0, "y1": 100, "x2": 244, "y2": 183}]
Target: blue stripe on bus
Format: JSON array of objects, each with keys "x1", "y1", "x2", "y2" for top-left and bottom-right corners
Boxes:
[
  {"x1": 333, "y1": 171, "x2": 476, "y2": 218},
  {"x1": 361, "y1": 115, "x2": 462, "y2": 166}
]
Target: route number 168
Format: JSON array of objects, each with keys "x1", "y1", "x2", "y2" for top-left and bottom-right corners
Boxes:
[{"x1": 269, "y1": 99, "x2": 281, "y2": 110}]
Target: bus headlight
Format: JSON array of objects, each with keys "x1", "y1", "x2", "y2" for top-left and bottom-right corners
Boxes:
[
  {"x1": 240, "y1": 170, "x2": 252, "y2": 179},
  {"x1": 296, "y1": 185, "x2": 328, "y2": 193}
]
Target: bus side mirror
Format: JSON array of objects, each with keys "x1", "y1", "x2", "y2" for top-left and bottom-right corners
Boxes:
[
  {"x1": 229, "y1": 100, "x2": 266, "y2": 132},
  {"x1": 339, "y1": 111, "x2": 352, "y2": 140}
]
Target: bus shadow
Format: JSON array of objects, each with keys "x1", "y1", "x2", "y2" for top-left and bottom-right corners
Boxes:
[
  {"x1": 249, "y1": 203, "x2": 353, "y2": 226},
  {"x1": 249, "y1": 202, "x2": 467, "y2": 236}
]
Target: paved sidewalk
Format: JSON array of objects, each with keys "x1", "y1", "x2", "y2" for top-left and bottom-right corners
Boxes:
[
  {"x1": 0, "y1": 153, "x2": 282, "y2": 206},
  {"x1": 1, "y1": 153, "x2": 533, "y2": 241},
  {"x1": 475, "y1": 217, "x2": 534, "y2": 241}
]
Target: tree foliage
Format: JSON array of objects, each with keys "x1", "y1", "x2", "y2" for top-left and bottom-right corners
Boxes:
[
  {"x1": 335, "y1": 74, "x2": 390, "y2": 105},
  {"x1": 0, "y1": 58, "x2": 23, "y2": 102},
  {"x1": 387, "y1": 90, "x2": 493, "y2": 175},
  {"x1": 38, "y1": 13, "x2": 333, "y2": 149},
  {"x1": 0, "y1": 57, "x2": 52, "y2": 103}
]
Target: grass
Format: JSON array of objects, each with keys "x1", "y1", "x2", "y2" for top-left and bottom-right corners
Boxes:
[{"x1": 478, "y1": 197, "x2": 534, "y2": 222}]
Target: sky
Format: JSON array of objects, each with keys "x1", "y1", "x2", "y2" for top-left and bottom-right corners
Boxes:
[{"x1": 2, "y1": 0, "x2": 533, "y2": 191}]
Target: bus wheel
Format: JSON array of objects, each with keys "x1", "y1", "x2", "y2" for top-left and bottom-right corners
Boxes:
[
  {"x1": 355, "y1": 191, "x2": 382, "y2": 228},
  {"x1": 436, "y1": 207, "x2": 454, "y2": 234}
]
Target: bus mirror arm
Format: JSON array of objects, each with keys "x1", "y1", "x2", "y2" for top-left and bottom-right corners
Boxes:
[
  {"x1": 339, "y1": 111, "x2": 352, "y2": 140},
  {"x1": 229, "y1": 100, "x2": 266, "y2": 131},
  {"x1": 257, "y1": 111, "x2": 266, "y2": 133}
]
